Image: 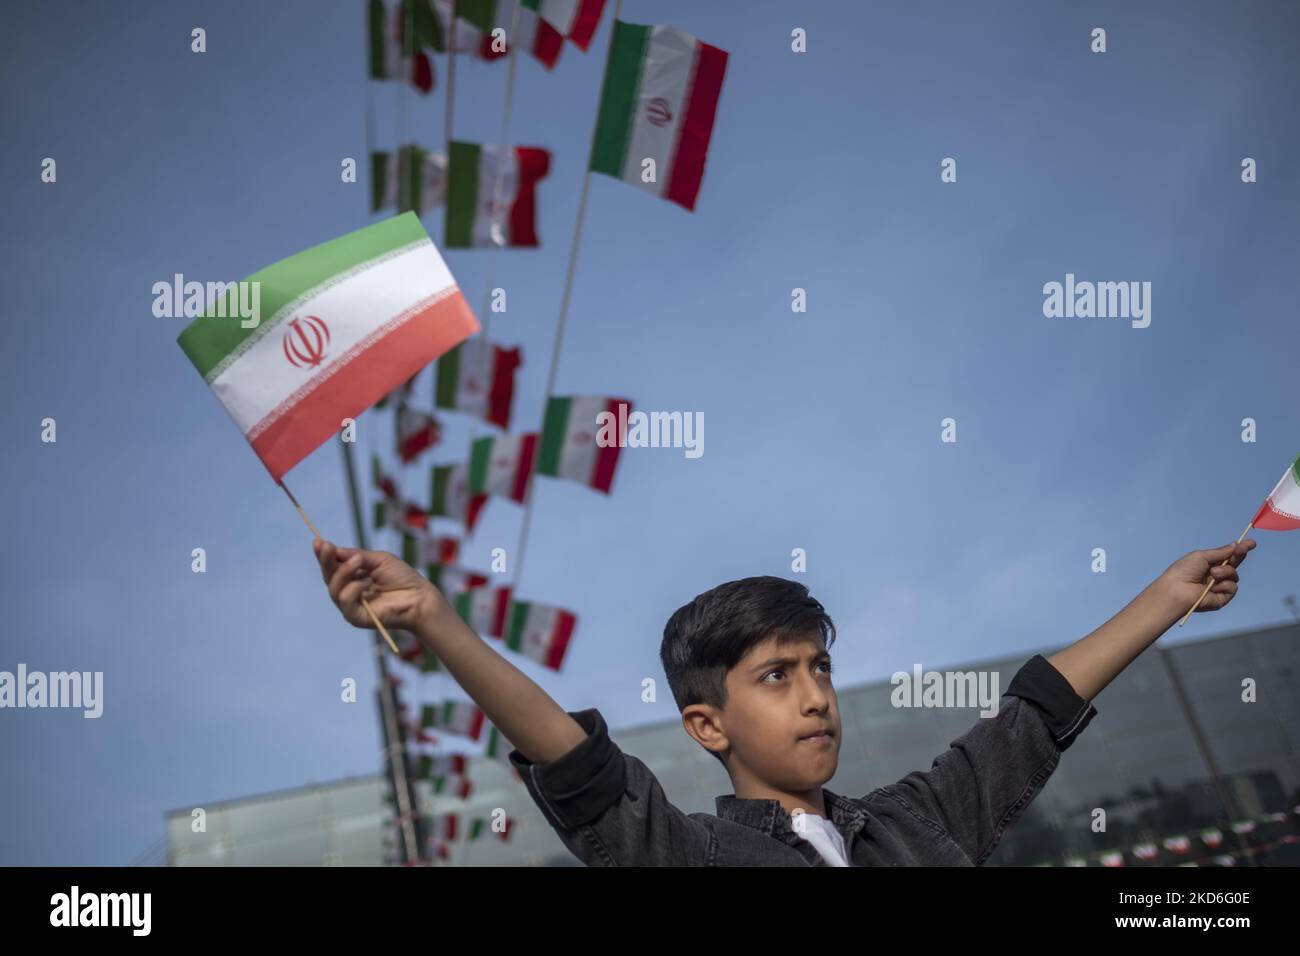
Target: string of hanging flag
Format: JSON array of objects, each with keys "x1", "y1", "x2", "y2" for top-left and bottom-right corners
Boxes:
[{"x1": 363, "y1": 0, "x2": 729, "y2": 864}]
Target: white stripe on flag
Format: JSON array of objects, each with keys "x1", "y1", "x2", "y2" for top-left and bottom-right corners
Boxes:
[
  {"x1": 621, "y1": 25, "x2": 695, "y2": 198},
  {"x1": 210, "y1": 240, "x2": 454, "y2": 434}
]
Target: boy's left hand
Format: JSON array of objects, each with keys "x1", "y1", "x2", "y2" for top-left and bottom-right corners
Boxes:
[{"x1": 1155, "y1": 540, "x2": 1257, "y2": 614}]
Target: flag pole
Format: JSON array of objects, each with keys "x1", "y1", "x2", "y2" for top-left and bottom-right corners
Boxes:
[
  {"x1": 336, "y1": 435, "x2": 429, "y2": 865},
  {"x1": 279, "y1": 479, "x2": 402, "y2": 653},
  {"x1": 1176, "y1": 518, "x2": 1256, "y2": 627},
  {"x1": 512, "y1": 0, "x2": 624, "y2": 594}
]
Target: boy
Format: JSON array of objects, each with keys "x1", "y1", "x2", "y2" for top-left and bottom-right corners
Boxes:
[{"x1": 312, "y1": 536, "x2": 1255, "y2": 866}]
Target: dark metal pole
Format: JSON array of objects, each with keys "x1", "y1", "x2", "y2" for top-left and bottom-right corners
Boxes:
[{"x1": 340, "y1": 434, "x2": 425, "y2": 865}]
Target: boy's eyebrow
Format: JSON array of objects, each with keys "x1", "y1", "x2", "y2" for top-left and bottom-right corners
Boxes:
[{"x1": 749, "y1": 650, "x2": 831, "y2": 673}]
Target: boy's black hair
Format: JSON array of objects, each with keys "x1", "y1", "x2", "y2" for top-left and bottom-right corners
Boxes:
[{"x1": 660, "y1": 576, "x2": 837, "y2": 770}]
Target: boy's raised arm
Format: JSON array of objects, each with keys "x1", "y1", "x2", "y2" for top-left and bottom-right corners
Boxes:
[
  {"x1": 881, "y1": 540, "x2": 1255, "y2": 864},
  {"x1": 1047, "y1": 540, "x2": 1254, "y2": 701},
  {"x1": 313, "y1": 539, "x2": 588, "y2": 765}
]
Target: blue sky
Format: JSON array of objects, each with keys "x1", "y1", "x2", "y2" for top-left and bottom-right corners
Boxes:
[{"x1": 2, "y1": 0, "x2": 1299, "y2": 865}]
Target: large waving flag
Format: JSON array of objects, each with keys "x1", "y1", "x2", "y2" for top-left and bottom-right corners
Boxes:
[
  {"x1": 1252, "y1": 454, "x2": 1300, "y2": 530},
  {"x1": 445, "y1": 142, "x2": 551, "y2": 248},
  {"x1": 177, "y1": 213, "x2": 478, "y2": 481},
  {"x1": 590, "y1": 20, "x2": 728, "y2": 211}
]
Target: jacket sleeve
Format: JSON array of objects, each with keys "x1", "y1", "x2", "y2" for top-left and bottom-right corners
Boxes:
[
  {"x1": 507, "y1": 707, "x2": 714, "y2": 866},
  {"x1": 880, "y1": 654, "x2": 1097, "y2": 865}
]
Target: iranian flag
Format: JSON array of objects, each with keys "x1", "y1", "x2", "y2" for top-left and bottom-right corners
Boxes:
[
  {"x1": 427, "y1": 563, "x2": 489, "y2": 596},
  {"x1": 422, "y1": 700, "x2": 487, "y2": 740},
  {"x1": 371, "y1": 453, "x2": 401, "y2": 500},
  {"x1": 396, "y1": 402, "x2": 441, "y2": 463},
  {"x1": 177, "y1": 213, "x2": 478, "y2": 481},
  {"x1": 1251, "y1": 454, "x2": 1300, "y2": 531},
  {"x1": 468, "y1": 816, "x2": 513, "y2": 841},
  {"x1": 484, "y1": 724, "x2": 514, "y2": 764},
  {"x1": 430, "y1": 463, "x2": 489, "y2": 530},
  {"x1": 521, "y1": 0, "x2": 604, "y2": 50},
  {"x1": 454, "y1": 586, "x2": 512, "y2": 638},
  {"x1": 435, "y1": 337, "x2": 522, "y2": 429},
  {"x1": 503, "y1": 598, "x2": 576, "y2": 670},
  {"x1": 590, "y1": 21, "x2": 728, "y2": 211},
  {"x1": 447, "y1": 0, "x2": 565, "y2": 68},
  {"x1": 433, "y1": 773, "x2": 473, "y2": 799},
  {"x1": 371, "y1": 146, "x2": 447, "y2": 216},
  {"x1": 537, "y1": 396, "x2": 630, "y2": 493},
  {"x1": 433, "y1": 814, "x2": 458, "y2": 841},
  {"x1": 445, "y1": 142, "x2": 550, "y2": 249},
  {"x1": 401, "y1": 530, "x2": 460, "y2": 569},
  {"x1": 469, "y1": 432, "x2": 538, "y2": 503},
  {"x1": 369, "y1": 0, "x2": 436, "y2": 93},
  {"x1": 374, "y1": 497, "x2": 430, "y2": 533}
]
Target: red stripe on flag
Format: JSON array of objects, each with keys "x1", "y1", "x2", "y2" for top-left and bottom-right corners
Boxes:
[
  {"x1": 590, "y1": 398, "x2": 630, "y2": 493},
  {"x1": 404, "y1": 503, "x2": 430, "y2": 530},
  {"x1": 466, "y1": 493, "x2": 489, "y2": 532},
  {"x1": 533, "y1": 18, "x2": 564, "y2": 68},
  {"x1": 511, "y1": 433, "x2": 538, "y2": 502},
  {"x1": 487, "y1": 345, "x2": 521, "y2": 428},
  {"x1": 399, "y1": 417, "x2": 440, "y2": 463},
  {"x1": 664, "y1": 42, "x2": 728, "y2": 211},
  {"x1": 251, "y1": 290, "x2": 478, "y2": 481},
  {"x1": 491, "y1": 587, "x2": 512, "y2": 638},
  {"x1": 568, "y1": 0, "x2": 605, "y2": 50},
  {"x1": 467, "y1": 706, "x2": 486, "y2": 741},
  {"x1": 412, "y1": 51, "x2": 434, "y2": 94},
  {"x1": 508, "y1": 148, "x2": 550, "y2": 247},
  {"x1": 546, "y1": 611, "x2": 576, "y2": 670}
]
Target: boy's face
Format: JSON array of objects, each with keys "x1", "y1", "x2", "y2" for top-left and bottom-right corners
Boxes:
[{"x1": 716, "y1": 631, "x2": 840, "y2": 791}]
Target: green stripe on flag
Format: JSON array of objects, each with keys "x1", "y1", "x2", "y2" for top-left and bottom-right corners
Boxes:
[
  {"x1": 176, "y1": 212, "x2": 430, "y2": 380},
  {"x1": 371, "y1": 151, "x2": 389, "y2": 212},
  {"x1": 456, "y1": 0, "x2": 498, "y2": 36},
  {"x1": 590, "y1": 21, "x2": 650, "y2": 176},
  {"x1": 402, "y1": 532, "x2": 417, "y2": 565},
  {"x1": 455, "y1": 592, "x2": 473, "y2": 625},
  {"x1": 468, "y1": 435, "x2": 492, "y2": 493},
  {"x1": 431, "y1": 465, "x2": 450, "y2": 515},
  {"x1": 536, "y1": 396, "x2": 571, "y2": 475},
  {"x1": 436, "y1": 343, "x2": 461, "y2": 409},
  {"x1": 445, "y1": 141, "x2": 480, "y2": 248},
  {"x1": 368, "y1": 0, "x2": 386, "y2": 78},
  {"x1": 505, "y1": 600, "x2": 530, "y2": 652}
]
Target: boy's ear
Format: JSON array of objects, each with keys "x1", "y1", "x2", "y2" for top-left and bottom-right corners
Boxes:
[{"x1": 681, "y1": 705, "x2": 727, "y2": 758}]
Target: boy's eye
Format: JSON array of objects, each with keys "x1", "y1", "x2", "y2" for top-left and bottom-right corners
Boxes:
[{"x1": 762, "y1": 661, "x2": 833, "y2": 683}]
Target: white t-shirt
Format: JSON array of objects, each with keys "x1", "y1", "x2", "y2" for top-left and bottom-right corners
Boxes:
[{"x1": 795, "y1": 812, "x2": 851, "y2": 867}]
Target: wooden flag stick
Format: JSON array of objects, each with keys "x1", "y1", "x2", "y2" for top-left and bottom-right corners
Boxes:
[
  {"x1": 279, "y1": 480, "x2": 401, "y2": 654},
  {"x1": 1176, "y1": 518, "x2": 1255, "y2": 627}
]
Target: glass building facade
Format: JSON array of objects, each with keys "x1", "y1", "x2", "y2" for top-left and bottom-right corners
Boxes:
[{"x1": 167, "y1": 621, "x2": 1300, "y2": 866}]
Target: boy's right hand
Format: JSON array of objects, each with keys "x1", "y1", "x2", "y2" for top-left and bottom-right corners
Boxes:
[{"x1": 312, "y1": 538, "x2": 447, "y2": 633}]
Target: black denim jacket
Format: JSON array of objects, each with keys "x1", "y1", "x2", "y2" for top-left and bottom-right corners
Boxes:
[{"x1": 507, "y1": 654, "x2": 1097, "y2": 866}]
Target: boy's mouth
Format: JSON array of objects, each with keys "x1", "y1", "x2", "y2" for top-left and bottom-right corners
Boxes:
[{"x1": 798, "y1": 728, "x2": 834, "y2": 742}]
